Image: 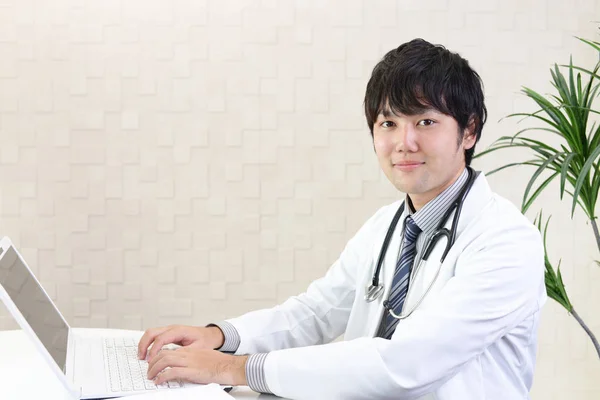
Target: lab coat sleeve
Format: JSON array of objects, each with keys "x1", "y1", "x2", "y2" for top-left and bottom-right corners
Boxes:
[
  {"x1": 261, "y1": 217, "x2": 546, "y2": 400},
  {"x1": 225, "y1": 204, "x2": 393, "y2": 355}
]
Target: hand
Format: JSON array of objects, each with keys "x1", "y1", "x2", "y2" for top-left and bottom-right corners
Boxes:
[
  {"x1": 147, "y1": 347, "x2": 248, "y2": 386},
  {"x1": 137, "y1": 325, "x2": 225, "y2": 361}
]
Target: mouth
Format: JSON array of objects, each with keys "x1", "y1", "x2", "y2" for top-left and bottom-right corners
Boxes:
[{"x1": 393, "y1": 162, "x2": 424, "y2": 172}]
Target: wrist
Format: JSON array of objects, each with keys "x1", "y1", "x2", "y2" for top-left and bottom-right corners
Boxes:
[
  {"x1": 225, "y1": 355, "x2": 248, "y2": 386},
  {"x1": 206, "y1": 326, "x2": 225, "y2": 349}
]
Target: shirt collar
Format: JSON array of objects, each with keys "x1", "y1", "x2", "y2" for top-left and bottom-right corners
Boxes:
[{"x1": 406, "y1": 168, "x2": 469, "y2": 237}]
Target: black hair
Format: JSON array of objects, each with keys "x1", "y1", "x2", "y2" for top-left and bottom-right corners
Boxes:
[{"x1": 364, "y1": 38, "x2": 487, "y2": 166}]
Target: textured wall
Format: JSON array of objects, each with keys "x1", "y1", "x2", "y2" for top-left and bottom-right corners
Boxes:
[{"x1": 0, "y1": 0, "x2": 599, "y2": 398}]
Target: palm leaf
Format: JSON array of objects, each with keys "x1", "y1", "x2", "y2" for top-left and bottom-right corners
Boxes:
[
  {"x1": 522, "y1": 87, "x2": 575, "y2": 142},
  {"x1": 503, "y1": 112, "x2": 562, "y2": 132},
  {"x1": 565, "y1": 65, "x2": 600, "y2": 80},
  {"x1": 589, "y1": 121, "x2": 600, "y2": 152},
  {"x1": 560, "y1": 153, "x2": 578, "y2": 199},
  {"x1": 486, "y1": 161, "x2": 542, "y2": 176},
  {"x1": 571, "y1": 144, "x2": 600, "y2": 217},
  {"x1": 522, "y1": 171, "x2": 560, "y2": 214},
  {"x1": 534, "y1": 212, "x2": 573, "y2": 311},
  {"x1": 576, "y1": 36, "x2": 600, "y2": 53}
]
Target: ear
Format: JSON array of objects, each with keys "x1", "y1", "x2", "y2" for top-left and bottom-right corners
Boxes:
[{"x1": 462, "y1": 116, "x2": 477, "y2": 150}]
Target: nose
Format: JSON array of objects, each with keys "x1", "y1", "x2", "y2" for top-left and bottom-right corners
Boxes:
[{"x1": 394, "y1": 123, "x2": 418, "y2": 153}]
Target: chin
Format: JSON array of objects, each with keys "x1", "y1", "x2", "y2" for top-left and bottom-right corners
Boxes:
[
  {"x1": 390, "y1": 170, "x2": 430, "y2": 194},
  {"x1": 392, "y1": 181, "x2": 422, "y2": 195}
]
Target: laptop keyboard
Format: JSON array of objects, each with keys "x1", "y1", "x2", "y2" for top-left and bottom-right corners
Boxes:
[{"x1": 104, "y1": 337, "x2": 183, "y2": 392}]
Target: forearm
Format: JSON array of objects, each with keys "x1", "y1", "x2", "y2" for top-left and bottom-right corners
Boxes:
[{"x1": 226, "y1": 282, "x2": 355, "y2": 355}]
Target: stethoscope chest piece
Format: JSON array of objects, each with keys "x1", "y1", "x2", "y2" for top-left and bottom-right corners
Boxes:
[{"x1": 365, "y1": 284, "x2": 384, "y2": 302}]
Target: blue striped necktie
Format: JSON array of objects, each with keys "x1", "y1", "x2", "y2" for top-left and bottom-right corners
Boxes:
[{"x1": 380, "y1": 216, "x2": 421, "y2": 339}]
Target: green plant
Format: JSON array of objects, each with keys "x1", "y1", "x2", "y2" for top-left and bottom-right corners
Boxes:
[
  {"x1": 535, "y1": 212, "x2": 599, "y2": 357},
  {"x1": 475, "y1": 36, "x2": 600, "y2": 358}
]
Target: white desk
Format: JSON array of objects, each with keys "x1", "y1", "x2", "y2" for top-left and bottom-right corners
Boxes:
[{"x1": 0, "y1": 328, "x2": 284, "y2": 400}]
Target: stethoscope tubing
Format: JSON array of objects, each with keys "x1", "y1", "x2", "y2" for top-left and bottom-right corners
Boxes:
[{"x1": 365, "y1": 167, "x2": 477, "y2": 320}]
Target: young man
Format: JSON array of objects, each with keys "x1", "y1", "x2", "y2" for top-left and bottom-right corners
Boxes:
[{"x1": 137, "y1": 39, "x2": 546, "y2": 400}]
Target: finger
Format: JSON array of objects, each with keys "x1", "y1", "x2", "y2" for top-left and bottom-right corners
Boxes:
[
  {"x1": 147, "y1": 352, "x2": 187, "y2": 380},
  {"x1": 138, "y1": 326, "x2": 170, "y2": 360},
  {"x1": 147, "y1": 329, "x2": 184, "y2": 360},
  {"x1": 147, "y1": 349, "x2": 171, "y2": 377},
  {"x1": 154, "y1": 367, "x2": 201, "y2": 385}
]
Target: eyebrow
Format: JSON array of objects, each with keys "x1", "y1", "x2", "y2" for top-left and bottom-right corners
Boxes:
[{"x1": 378, "y1": 107, "x2": 437, "y2": 119}]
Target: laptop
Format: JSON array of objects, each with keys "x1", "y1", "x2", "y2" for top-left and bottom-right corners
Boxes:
[{"x1": 0, "y1": 236, "x2": 231, "y2": 399}]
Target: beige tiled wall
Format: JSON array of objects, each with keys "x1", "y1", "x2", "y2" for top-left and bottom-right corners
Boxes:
[{"x1": 0, "y1": 0, "x2": 599, "y2": 398}]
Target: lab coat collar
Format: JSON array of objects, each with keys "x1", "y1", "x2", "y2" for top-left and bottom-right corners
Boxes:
[{"x1": 454, "y1": 171, "x2": 493, "y2": 237}]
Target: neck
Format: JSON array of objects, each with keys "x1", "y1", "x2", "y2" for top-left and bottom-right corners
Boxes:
[{"x1": 409, "y1": 167, "x2": 466, "y2": 212}]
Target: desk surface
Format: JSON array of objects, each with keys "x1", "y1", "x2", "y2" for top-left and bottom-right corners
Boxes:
[{"x1": 0, "y1": 328, "x2": 283, "y2": 400}]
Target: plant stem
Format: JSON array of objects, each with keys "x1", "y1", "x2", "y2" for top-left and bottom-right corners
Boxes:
[
  {"x1": 571, "y1": 307, "x2": 600, "y2": 359},
  {"x1": 592, "y1": 218, "x2": 600, "y2": 255}
]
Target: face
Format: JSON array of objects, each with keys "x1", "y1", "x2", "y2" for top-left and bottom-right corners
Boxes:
[{"x1": 373, "y1": 108, "x2": 476, "y2": 210}]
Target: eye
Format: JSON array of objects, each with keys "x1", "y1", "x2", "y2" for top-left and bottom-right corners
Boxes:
[
  {"x1": 380, "y1": 121, "x2": 395, "y2": 128},
  {"x1": 417, "y1": 119, "x2": 435, "y2": 127}
]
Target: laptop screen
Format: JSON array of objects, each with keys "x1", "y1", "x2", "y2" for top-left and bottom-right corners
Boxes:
[{"x1": 0, "y1": 246, "x2": 69, "y2": 372}]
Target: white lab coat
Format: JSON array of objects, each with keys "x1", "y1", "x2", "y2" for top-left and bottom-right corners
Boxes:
[{"x1": 227, "y1": 173, "x2": 547, "y2": 400}]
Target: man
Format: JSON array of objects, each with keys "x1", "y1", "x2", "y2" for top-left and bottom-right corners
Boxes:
[{"x1": 137, "y1": 38, "x2": 546, "y2": 400}]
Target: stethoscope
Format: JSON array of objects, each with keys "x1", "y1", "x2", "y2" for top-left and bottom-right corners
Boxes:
[{"x1": 364, "y1": 167, "x2": 478, "y2": 320}]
